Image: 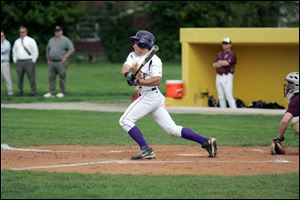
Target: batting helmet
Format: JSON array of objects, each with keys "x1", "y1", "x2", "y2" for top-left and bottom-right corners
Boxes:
[{"x1": 130, "y1": 30, "x2": 155, "y2": 49}]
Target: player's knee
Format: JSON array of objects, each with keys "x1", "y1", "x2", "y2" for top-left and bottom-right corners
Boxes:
[
  {"x1": 165, "y1": 125, "x2": 182, "y2": 137},
  {"x1": 119, "y1": 117, "x2": 125, "y2": 127},
  {"x1": 119, "y1": 116, "x2": 129, "y2": 128},
  {"x1": 119, "y1": 116, "x2": 135, "y2": 132}
]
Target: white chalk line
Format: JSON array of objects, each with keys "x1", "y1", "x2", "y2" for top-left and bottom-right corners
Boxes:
[
  {"x1": 1, "y1": 144, "x2": 123, "y2": 154},
  {"x1": 8, "y1": 158, "x2": 291, "y2": 171},
  {"x1": 178, "y1": 153, "x2": 203, "y2": 156},
  {"x1": 251, "y1": 149, "x2": 269, "y2": 153},
  {"x1": 1, "y1": 145, "x2": 271, "y2": 154}
]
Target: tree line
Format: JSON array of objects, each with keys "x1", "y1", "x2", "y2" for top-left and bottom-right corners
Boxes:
[{"x1": 1, "y1": 1, "x2": 298, "y2": 62}]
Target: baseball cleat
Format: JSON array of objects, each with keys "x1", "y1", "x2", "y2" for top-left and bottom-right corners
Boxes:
[
  {"x1": 201, "y1": 138, "x2": 217, "y2": 158},
  {"x1": 131, "y1": 146, "x2": 156, "y2": 160}
]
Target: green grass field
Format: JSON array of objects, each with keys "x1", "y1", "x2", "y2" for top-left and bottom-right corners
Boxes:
[
  {"x1": 1, "y1": 62, "x2": 299, "y2": 199},
  {"x1": 1, "y1": 109, "x2": 299, "y2": 147},
  {"x1": 1, "y1": 170, "x2": 298, "y2": 199},
  {"x1": 1, "y1": 62, "x2": 181, "y2": 103}
]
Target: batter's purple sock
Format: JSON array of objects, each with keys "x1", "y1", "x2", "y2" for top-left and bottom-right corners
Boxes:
[
  {"x1": 128, "y1": 126, "x2": 148, "y2": 149},
  {"x1": 181, "y1": 128, "x2": 208, "y2": 145}
]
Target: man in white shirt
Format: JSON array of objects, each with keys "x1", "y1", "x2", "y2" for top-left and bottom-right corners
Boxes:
[{"x1": 12, "y1": 26, "x2": 39, "y2": 96}]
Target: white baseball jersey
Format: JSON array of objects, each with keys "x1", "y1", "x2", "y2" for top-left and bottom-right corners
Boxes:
[
  {"x1": 124, "y1": 51, "x2": 162, "y2": 93},
  {"x1": 120, "y1": 52, "x2": 183, "y2": 137}
]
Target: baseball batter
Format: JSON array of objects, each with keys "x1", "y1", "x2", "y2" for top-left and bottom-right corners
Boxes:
[
  {"x1": 272, "y1": 71, "x2": 299, "y2": 154},
  {"x1": 119, "y1": 30, "x2": 217, "y2": 160},
  {"x1": 212, "y1": 37, "x2": 237, "y2": 108}
]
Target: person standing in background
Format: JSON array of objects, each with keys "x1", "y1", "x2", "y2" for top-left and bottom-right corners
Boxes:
[
  {"x1": 212, "y1": 37, "x2": 237, "y2": 108},
  {"x1": 12, "y1": 26, "x2": 39, "y2": 96},
  {"x1": 1, "y1": 30, "x2": 13, "y2": 96},
  {"x1": 44, "y1": 25, "x2": 75, "y2": 98}
]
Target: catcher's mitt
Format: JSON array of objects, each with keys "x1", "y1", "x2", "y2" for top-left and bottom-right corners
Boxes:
[{"x1": 271, "y1": 139, "x2": 285, "y2": 155}]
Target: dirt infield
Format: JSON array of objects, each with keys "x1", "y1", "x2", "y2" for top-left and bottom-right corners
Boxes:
[{"x1": 1, "y1": 145, "x2": 298, "y2": 176}]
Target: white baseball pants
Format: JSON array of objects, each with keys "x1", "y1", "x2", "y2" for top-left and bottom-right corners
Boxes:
[
  {"x1": 216, "y1": 73, "x2": 237, "y2": 108},
  {"x1": 119, "y1": 89, "x2": 183, "y2": 137}
]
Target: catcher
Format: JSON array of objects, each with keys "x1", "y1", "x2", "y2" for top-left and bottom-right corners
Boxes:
[{"x1": 271, "y1": 72, "x2": 299, "y2": 155}]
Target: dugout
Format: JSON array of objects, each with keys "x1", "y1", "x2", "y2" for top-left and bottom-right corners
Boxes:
[{"x1": 165, "y1": 28, "x2": 299, "y2": 108}]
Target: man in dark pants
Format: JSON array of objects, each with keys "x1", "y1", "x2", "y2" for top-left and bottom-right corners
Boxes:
[
  {"x1": 12, "y1": 26, "x2": 39, "y2": 96},
  {"x1": 44, "y1": 25, "x2": 75, "y2": 98}
]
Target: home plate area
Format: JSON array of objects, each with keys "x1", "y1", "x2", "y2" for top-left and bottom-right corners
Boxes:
[{"x1": 1, "y1": 144, "x2": 298, "y2": 176}]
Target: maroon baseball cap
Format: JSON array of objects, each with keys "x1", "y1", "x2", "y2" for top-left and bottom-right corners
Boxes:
[{"x1": 55, "y1": 25, "x2": 63, "y2": 31}]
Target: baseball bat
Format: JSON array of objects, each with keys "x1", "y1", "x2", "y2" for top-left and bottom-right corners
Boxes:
[{"x1": 134, "y1": 45, "x2": 159, "y2": 76}]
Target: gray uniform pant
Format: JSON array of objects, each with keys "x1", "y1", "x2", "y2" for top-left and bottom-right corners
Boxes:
[
  {"x1": 16, "y1": 59, "x2": 36, "y2": 95},
  {"x1": 1, "y1": 61, "x2": 14, "y2": 95},
  {"x1": 48, "y1": 61, "x2": 68, "y2": 94}
]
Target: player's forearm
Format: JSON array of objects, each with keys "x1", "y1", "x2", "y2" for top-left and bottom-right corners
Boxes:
[
  {"x1": 212, "y1": 60, "x2": 229, "y2": 68},
  {"x1": 278, "y1": 113, "x2": 293, "y2": 136},
  {"x1": 121, "y1": 64, "x2": 131, "y2": 76},
  {"x1": 218, "y1": 60, "x2": 230, "y2": 66},
  {"x1": 279, "y1": 121, "x2": 288, "y2": 136},
  {"x1": 212, "y1": 62, "x2": 221, "y2": 68}
]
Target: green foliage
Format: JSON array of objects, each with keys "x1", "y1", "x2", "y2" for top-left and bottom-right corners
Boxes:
[
  {"x1": 95, "y1": 1, "x2": 299, "y2": 61},
  {"x1": 97, "y1": 2, "x2": 135, "y2": 62},
  {"x1": 145, "y1": 1, "x2": 295, "y2": 60},
  {"x1": 1, "y1": 1, "x2": 298, "y2": 62},
  {"x1": 1, "y1": 1, "x2": 84, "y2": 57}
]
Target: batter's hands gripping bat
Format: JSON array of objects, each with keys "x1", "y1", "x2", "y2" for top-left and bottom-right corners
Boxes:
[
  {"x1": 134, "y1": 45, "x2": 159, "y2": 77},
  {"x1": 125, "y1": 45, "x2": 159, "y2": 86}
]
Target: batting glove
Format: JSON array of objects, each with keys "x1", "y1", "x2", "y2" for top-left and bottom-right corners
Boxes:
[
  {"x1": 127, "y1": 79, "x2": 139, "y2": 86},
  {"x1": 124, "y1": 72, "x2": 136, "y2": 81}
]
